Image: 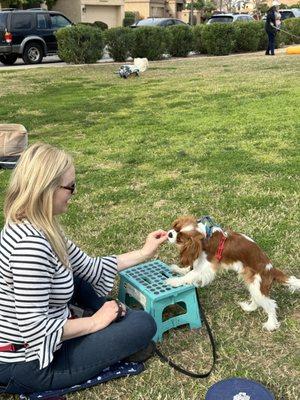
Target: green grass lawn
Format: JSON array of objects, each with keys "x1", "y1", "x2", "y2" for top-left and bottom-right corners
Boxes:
[{"x1": 0, "y1": 51, "x2": 299, "y2": 400}]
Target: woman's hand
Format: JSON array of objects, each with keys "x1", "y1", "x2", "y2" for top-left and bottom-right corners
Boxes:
[
  {"x1": 90, "y1": 300, "x2": 126, "y2": 331},
  {"x1": 117, "y1": 229, "x2": 168, "y2": 271},
  {"x1": 62, "y1": 300, "x2": 126, "y2": 340},
  {"x1": 140, "y1": 230, "x2": 168, "y2": 260}
]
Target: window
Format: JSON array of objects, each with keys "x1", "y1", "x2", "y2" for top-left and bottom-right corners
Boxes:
[
  {"x1": 174, "y1": 19, "x2": 186, "y2": 25},
  {"x1": 209, "y1": 16, "x2": 234, "y2": 23},
  {"x1": 12, "y1": 14, "x2": 33, "y2": 30},
  {"x1": 37, "y1": 14, "x2": 48, "y2": 29},
  {"x1": 162, "y1": 20, "x2": 174, "y2": 26},
  {"x1": 137, "y1": 19, "x2": 160, "y2": 26},
  {"x1": 236, "y1": 16, "x2": 250, "y2": 22},
  {"x1": 0, "y1": 14, "x2": 8, "y2": 29},
  {"x1": 50, "y1": 14, "x2": 71, "y2": 29},
  {"x1": 280, "y1": 11, "x2": 294, "y2": 20}
]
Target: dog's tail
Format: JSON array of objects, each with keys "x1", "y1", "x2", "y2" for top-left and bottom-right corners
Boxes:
[{"x1": 272, "y1": 268, "x2": 300, "y2": 292}]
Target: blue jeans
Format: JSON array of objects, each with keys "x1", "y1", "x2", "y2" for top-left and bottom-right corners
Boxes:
[
  {"x1": 266, "y1": 31, "x2": 276, "y2": 55},
  {"x1": 0, "y1": 276, "x2": 156, "y2": 394}
]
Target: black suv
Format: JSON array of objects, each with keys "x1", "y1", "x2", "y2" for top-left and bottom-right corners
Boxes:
[{"x1": 0, "y1": 8, "x2": 72, "y2": 65}]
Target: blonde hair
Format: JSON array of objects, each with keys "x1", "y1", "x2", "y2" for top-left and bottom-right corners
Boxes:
[{"x1": 4, "y1": 142, "x2": 74, "y2": 266}]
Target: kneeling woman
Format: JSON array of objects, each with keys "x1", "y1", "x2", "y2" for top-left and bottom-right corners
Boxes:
[{"x1": 0, "y1": 143, "x2": 167, "y2": 394}]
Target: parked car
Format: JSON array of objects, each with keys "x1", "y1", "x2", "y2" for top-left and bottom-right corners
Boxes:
[
  {"x1": 278, "y1": 8, "x2": 300, "y2": 20},
  {"x1": 207, "y1": 13, "x2": 254, "y2": 24},
  {"x1": 131, "y1": 18, "x2": 188, "y2": 28},
  {"x1": 0, "y1": 8, "x2": 72, "y2": 65},
  {"x1": 262, "y1": 8, "x2": 300, "y2": 21}
]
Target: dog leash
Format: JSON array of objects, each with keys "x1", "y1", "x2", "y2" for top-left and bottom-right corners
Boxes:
[
  {"x1": 154, "y1": 289, "x2": 217, "y2": 378},
  {"x1": 277, "y1": 27, "x2": 300, "y2": 40}
]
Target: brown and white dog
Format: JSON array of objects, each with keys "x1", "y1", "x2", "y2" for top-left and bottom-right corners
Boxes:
[{"x1": 166, "y1": 215, "x2": 300, "y2": 331}]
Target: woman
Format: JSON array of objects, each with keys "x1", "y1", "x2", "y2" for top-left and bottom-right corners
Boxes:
[
  {"x1": 0, "y1": 143, "x2": 167, "y2": 394},
  {"x1": 265, "y1": 5, "x2": 278, "y2": 56}
]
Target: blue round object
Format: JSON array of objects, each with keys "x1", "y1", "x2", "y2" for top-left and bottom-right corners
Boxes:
[{"x1": 205, "y1": 378, "x2": 275, "y2": 400}]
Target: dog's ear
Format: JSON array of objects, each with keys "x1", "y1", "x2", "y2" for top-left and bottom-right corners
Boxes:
[
  {"x1": 173, "y1": 215, "x2": 197, "y2": 231},
  {"x1": 172, "y1": 217, "x2": 184, "y2": 231},
  {"x1": 179, "y1": 232, "x2": 203, "y2": 267}
]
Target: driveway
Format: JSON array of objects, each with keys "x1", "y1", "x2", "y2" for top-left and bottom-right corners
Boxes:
[
  {"x1": 0, "y1": 52, "x2": 113, "y2": 70},
  {"x1": 0, "y1": 55, "x2": 63, "y2": 69}
]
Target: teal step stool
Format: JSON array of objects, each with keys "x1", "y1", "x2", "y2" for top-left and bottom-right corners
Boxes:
[{"x1": 118, "y1": 260, "x2": 202, "y2": 342}]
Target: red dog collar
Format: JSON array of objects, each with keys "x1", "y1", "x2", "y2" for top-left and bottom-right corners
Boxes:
[{"x1": 215, "y1": 234, "x2": 227, "y2": 262}]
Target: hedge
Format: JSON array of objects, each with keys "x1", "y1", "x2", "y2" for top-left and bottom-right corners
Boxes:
[
  {"x1": 55, "y1": 18, "x2": 300, "y2": 64},
  {"x1": 105, "y1": 27, "x2": 133, "y2": 62},
  {"x1": 167, "y1": 25, "x2": 194, "y2": 57},
  {"x1": 193, "y1": 24, "x2": 207, "y2": 54},
  {"x1": 278, "y1": 18, "x2": 300, "y2": 45},
  {"x1": 123, "y1": 11, "x2": 136, "y2": 27},
  {"x1": 234, "y1": 21, "x2": 261, "y2": 53},
  {"x1": 79, "y1": 21, "x2": 108, "y2": 30},
  {"x1": 56, "y1": 25, "x2": 104, "y2": 64},
  {"x1": 130, "y1": 27, "x2": 170, "y2": 60},
  {"x1": 202, "y1": 24, "x2": 236, "y2": 56}
]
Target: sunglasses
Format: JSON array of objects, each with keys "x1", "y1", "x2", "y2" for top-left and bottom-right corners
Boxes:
[{"x1": 60, "y1": 182, "x2": 76, "y2": 194}]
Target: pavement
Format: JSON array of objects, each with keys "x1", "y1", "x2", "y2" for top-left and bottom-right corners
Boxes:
[
  {"x1": 0, "y1": 48, "x2": 289, "y2": 71},
  {"x1": 0, "y1": 52, "x2": 115, "y2": 71}
]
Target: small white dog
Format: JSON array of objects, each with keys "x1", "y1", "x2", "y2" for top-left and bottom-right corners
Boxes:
[
  {"x1": 133, "y1": 58, "x2": 149, "y2": 72},
  {"x1": 166, "y1": 215, "x2": 300, "y2": 331}
]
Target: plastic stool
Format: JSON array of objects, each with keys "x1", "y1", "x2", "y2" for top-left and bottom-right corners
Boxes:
[{"x1": 118, "y1": 260, "x2": 202, "y2": 342}]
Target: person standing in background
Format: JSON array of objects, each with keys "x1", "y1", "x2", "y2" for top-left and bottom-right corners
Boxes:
[{"x1": 265, "y1": 4, "x2": 279, "y2": 55}]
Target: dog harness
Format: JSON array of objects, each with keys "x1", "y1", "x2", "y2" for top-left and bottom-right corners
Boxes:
[
  {"x1": 197, "y1": 215, "x2": 227, "y2": 262},
  {"x1": 197, "y1": 215, "x2": 221, "y2": 238}
]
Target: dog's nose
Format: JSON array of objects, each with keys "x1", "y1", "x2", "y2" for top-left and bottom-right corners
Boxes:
[{"x1": 168, "y1": 231, "x2": 173, "y2": 238}]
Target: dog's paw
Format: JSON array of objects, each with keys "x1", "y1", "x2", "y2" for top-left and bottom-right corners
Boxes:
[
  {"x1": 168, "y1": 264, "x2": 191, "y2": 276},
  {"x1": 169, "y1": 264, "x2": 180, "y2": 273},
  {"x1": 238, "y1": 301, "x2": 258, "y2": 312},
  {"x1": 263, "y1": 319, "x2": 280, "y2": 331},
  {"x1": 165, "y1": 277, "x2": 185, "y2": 287}
]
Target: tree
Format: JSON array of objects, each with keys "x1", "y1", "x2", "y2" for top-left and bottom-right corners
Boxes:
[
  {"x1": 253, "y1": 0, "x2": 269, "y2": 14},
  {"x1": 45, "y1": 0, "x2": 56, "y2": 8},
  {"x1": 1, "y1": 0, "x2": 56, "y2": 9},
  {"x1": 223, "y1": 0, "x2": 233, "y2": 12},
  {"x1": 186, "y1": 0, "x2": 216, "y2": 23}
]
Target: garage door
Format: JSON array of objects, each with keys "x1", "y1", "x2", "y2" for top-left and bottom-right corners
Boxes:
[
  {"x1": 150, "y1": 7, "x2": 164, "y2": 18},
  {"x1": 85, "y1": 5, "x2": 118, "y2": 28}
]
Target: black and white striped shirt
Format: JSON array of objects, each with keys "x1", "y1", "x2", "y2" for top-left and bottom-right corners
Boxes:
[{"x1": 0, "y1": 221, "x2": 118, "y2": 369}]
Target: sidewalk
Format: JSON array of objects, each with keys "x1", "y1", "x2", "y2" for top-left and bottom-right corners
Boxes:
[{"x1": 0, "y1": 48, "x2": 288, "y2": 71}]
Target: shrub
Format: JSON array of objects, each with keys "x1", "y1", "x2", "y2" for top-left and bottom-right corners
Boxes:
[
  {"x1": 123, "y1": 11, "x2": 136, "y2": 27},
  {"x1": 202, "y1": 24, "x2": 236, "y2": 55},
  {"x1": 130, "y1": 27, "x2": 170, "y2": 60},
  {"x1": 167, "y1": 25, "x2": 194, "y2": 57},
  {"x1": 94, "y1": 21, "x2": 109, "y2": 31},
  {"x1": 78, "y1": 21, "x2": 108, "y2": 30},
  {"x1": 279, "y1": 18, "x2": 300, "y2": 45},
  {"x1": 56, "y1": 25, "x2": 104, "y2": 64},
  {"x1": 78, "y1": 22, "x2": 94, "y2": 27},
  {"x1": 193, "y1": 24, "x2": 207, "y2": 54},
  {"x1": 105, "y1": 27, "x2": 133, "y2": 62},
  {"x1": 233, "y1": 21, "x2": 261, "y2": 53}
]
